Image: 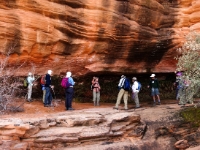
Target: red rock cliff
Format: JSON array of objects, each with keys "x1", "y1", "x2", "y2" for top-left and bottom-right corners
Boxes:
[{"x1": 0, "y1": 0, "x2": 200, "y2": 76}]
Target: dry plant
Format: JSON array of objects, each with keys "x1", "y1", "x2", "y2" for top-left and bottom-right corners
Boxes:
[
  {"x1": 0, "y1": 46, "x2": 35, "y2": 114},
  {"x1": 175, "y1": 31, "x2": 200, "y2": 105}
]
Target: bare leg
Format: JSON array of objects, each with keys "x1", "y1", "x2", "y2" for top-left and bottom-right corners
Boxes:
[
  {"x1": 157, "y1": 95, "x2": 160, "y2": 102},
  {"x1": 152, "y1": 96, "x2": 156, "y2": 102}
]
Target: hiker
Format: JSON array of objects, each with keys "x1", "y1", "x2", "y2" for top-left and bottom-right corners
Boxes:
[
  {"x1": 173, "y1": 72, "x2": 182, "y2": 102},
  {"x1": 44, "y1": 70, "x2": 54, "y2": 107},
  {"x1": 179, "y1": 76, "x2": 192, "y2": 105},
  {"x1": 27, "y1": 72, "x2": 35, "y2": 102},
  {"x1": 40, "y1": 75, "x2": 46, "y2": 104},
  {"x1": 132, "y1": 77, "x2": 140, "y2": 108},
  {"x1": 148, "y1": 74, "x2": 161, "y2": 106},
  {"x1": 41, "y1": 85, "x2": 46, "y2": 104},
  {"x1": 65, "y1": 71, "x2": 75, "y2": 110},
  {"x1": 91, "y1": 77, "x2": 101, "y2": 106},
  {"x1": 113, "y1": 75, "x2": 130, "y2": 110}
]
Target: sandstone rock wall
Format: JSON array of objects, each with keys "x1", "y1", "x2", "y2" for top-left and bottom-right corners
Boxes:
[{"x1": 0, "y1": 0, "x2": 199, "y2": 76}]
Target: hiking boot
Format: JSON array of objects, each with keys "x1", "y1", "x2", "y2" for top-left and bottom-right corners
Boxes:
[
  {"x1": 68, "y1": 107, "x2": 75, "y2": 110},
  {"x1": 153, "y1": 102, "x2": 156, "y2": 106},
  {"x1": 113, "y1": 106, "x2": 118, "y2": 110},
  {"x1": 157, "y1": 102, "x2": 161, "y2": 105},
  {"x1": 27, "y1": 99, "x2": 32, "y2": 102},
  {"x1": 48, "y1": 104, "x2": 55, "y2": 107},
  {"x1": 135, "y1": 106, "x2": 140, "y2": 109}
]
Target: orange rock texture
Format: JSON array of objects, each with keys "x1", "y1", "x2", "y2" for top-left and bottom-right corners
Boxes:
[{"x1": 0, "y1": 0, "x2": 200, "y2": 76}]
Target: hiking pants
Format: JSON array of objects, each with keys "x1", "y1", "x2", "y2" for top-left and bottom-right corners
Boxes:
[
  {"x1": 42, "y1": 90, "x2": 46, "y2": 103},
  {"x1": 93, "y1": 91, "x2": 100, "y2": 106},
  {"x1": 41, "y1": 84, "x2": 46, "y2": 103},
  {"x1": 133, "y1": 92, "x2": 140, "y2": 107},
  {"x1": 65, "y1": 87, "x2": 74, "y2": 109},
  {"x1": 115, "y1": 88, "x2": 128, "y2": 109},
  {"x1": 28, "y1": 84, "x2": 33, "y2": 100},
  {"x1": 176, "y1": 88, "x2": 179, "y2": 100},
  {"x1": 44, "y1": 87, "x2": 52, "y2": 105}
]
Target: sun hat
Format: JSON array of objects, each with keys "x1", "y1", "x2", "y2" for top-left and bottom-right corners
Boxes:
[
  {"x1": 121, "y1": 75, "x2": 125, "y2": 78},
  {"x1": 150, "y1": 74, "x2": 155, "y2": 77},
  {"x1": 47, "y1": 70, "x2": 52, "y2": 75},
  {"x1": 66, "y1": 72, "x2": 72, "y2": 77},
  {"x1": 132, "y1": 77, "x2": 137, "y2": 80},
  {"x1": 176, "y1": 72, "x2": 182, "y2": 76}
]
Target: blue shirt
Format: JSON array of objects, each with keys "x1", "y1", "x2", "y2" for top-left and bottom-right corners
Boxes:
[{"x1": 68, "y1": 77, "x2": 75, "y2": 86}]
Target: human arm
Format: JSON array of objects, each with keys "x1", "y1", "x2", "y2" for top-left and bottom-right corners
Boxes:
[
  {"x1": 68, "y1": 77, "x2": 75, "y2": 86},
  {"x1": 132, "y1": 82, "x2": 139, "y2": 93},
  {"x1": 156, "y1": 79, "x2": 159, "y2": 88},
  {"x1": 147, "y1": 80, "x2": 151, "y2": 88}
]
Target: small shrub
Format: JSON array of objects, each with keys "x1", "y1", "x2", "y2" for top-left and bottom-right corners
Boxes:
[{"x1": 180, "y1": 107, "x2": 200, "y2": 127}]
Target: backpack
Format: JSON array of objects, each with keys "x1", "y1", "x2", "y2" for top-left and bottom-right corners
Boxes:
[
  {"x1": 91, "y1": 84, "x2": 94, "y2": 90},
  {"x1": 61, "y1": 77, "x2": 71, "y2": 88},
  {"x1": 23, "y1": 78, "x2": 28, "y2": 87},
  {"x1": 137, "y1": 81, "x2": 142, "y2": 91},
  {"x1": 123, "y1": 78, "x2": 131, "y2": 91},
  {"x1": 40, "y1": 75, "x2": 46, "y2": 85}
]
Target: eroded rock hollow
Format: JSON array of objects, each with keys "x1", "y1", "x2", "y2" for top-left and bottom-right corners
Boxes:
[{"x1": 0, "y1": 0, "x2": 200, "y2": 76}]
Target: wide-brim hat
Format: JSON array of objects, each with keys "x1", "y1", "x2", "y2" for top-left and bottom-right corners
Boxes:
[
  {"x1": 176, "y1": 72, "x2": 182, "y2": 76},
  {"x1": 48, "y1": 70, "x2": 52, "y2": 74},
  {"x1": 66, "y1": 72, "x2": 72, "y2": 77},
  {"x1": 132, "y1": 77, "x2": 137, "y2": 80},
  {"x1": 150, "y1": 74, "x2": 155, "y2": 77},
  {"x1": 121, "y1": 75, "x2": 125, "y2": 78}
]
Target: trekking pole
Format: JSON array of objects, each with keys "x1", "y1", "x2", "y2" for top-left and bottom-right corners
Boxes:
[
  {"x1": 51, "y1": 87, "x2": 56, "y2": 99},
  {"x1": 51, "y1": 86, "x2": 57, "y2": 107}
]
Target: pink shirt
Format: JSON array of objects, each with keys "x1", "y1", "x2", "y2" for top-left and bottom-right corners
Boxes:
[{"x1": 92, "y1": 81, "x2": 100, "y2": 92}]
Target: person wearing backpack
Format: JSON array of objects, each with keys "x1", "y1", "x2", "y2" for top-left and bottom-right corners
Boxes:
[
  {"x1": 148, "y1": 74, "x2": 161, "y2": 106},
  {"x1": 44, "y1": 70, "x2": 54, "y2": 107},
  {"x1": 91, "y1": 77, "x2": 101, "y2": 106},
  {"x1": 173, "y1": 72, "x2": 183, "y2": 103},
  {"x1": 64, "y1": 71, "x2": 75, "y2": 110},
  {"x1": 113, "y1": 75, "x2": 129, "y2": 110},
  {"x1": 132, "y1": 77, "x2": 140, "y2": 108},
  {"x1": 27, "y1": 72, "x2": 35, "y2": 102},
  {"x1": 40, "y1": 75, "x2": 46, "y2": 104}
]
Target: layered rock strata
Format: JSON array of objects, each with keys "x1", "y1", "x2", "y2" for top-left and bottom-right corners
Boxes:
[
  {"x1": 1, "y1": 106, "x2": 200, "y2": 149},
  {"x1": 0, "y1": 109, "x2": 145, "y2": 149},
  {"x1": 0, "y1": 0, "x2": 200, "y2": 76}
]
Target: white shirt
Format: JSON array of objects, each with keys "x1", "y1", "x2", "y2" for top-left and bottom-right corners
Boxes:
[
  {"x1": 27, "y1": 76, "x2": 35, "y2": 85},
  {"x1": 118, "y1": 77, "x2": 126, "y2": 87},
  {"x1": 132, "y1": 81, "x2": 139, "y2": 93}
]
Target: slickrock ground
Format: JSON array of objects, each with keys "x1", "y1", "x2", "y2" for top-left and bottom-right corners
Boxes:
[{"x1": 1, "y1": 99, "x2": 200, "y2": 150}]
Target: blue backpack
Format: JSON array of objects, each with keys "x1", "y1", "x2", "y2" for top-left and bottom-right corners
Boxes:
[
  {"x1": 137, "y1": 81, "x2": 142, "y2": 91},
  {"x1": 123, "y1": 78, "x2": 131, "y2": 91}
]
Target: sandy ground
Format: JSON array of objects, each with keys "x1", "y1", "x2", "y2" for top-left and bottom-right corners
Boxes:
[
  {"x1": 1, "y1": 98, "x2": 199, "y2": 150},
  {"x1": 0, "y1": 98, "x2": 183, "y2": 119}
]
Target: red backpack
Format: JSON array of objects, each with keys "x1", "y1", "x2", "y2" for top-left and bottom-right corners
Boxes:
[
  {"x1": 40, "y1": 75, "x2": 46, "y2": 85},
  {"x1": 61, "y1": 78, "x2": 70, "y2": 88}
]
